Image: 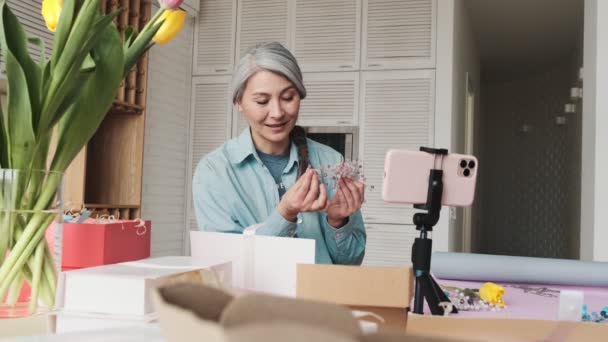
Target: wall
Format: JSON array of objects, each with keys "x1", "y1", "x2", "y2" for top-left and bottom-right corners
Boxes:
[
  {"x1": 581, "y1": 0, "x2": 608, "y2": 261},
  {"x1": 567, "y1": 27, "x2": 584, "y2": 259},
  {"x1": 449, "y1": 0, "x2": 481, "y2": 252},
  {"x1": 434, "y1": 0, "x2": 455, "y2": 252},
  {"x1": 479, "y1": 60, "x2": 580, "y2": 259},
  {"x1": 142, "y1": 13, "x2": 196, "y2": 256}
]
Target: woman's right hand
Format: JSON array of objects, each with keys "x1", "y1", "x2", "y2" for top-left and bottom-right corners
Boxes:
[{"x1": 277, "y1": 168, "x2": 328, "y2": 222}]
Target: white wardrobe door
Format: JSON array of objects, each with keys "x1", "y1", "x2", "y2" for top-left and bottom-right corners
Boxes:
[
  {"x1": 298, "y1": 72, "x2": 359, "y2": 126},
  {"x1": 235, "y1": 0, "x2": 290, "y2": 60},
  {"x1": 362, "y1": 0, "x2": 436, "y2": 69},
  {"x1": 194, "y1": 0, "x2": 236, "y2": 75},
  {"x1": 293, "y1": 0, "x2": 361, "y2": 72},
  {"x1": 363, "y1": 224, "x2": 418, "y2": 267},
  {"x1": 360, "y1": 70, "x2": 434, "y2": 225},
  {"x1": 189, "y1": 76, "x2": 233, "y2": 231}
]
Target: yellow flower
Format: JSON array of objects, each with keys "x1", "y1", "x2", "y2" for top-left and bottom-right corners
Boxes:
[
  {"x1": 479, "y1": 282, "x2": 505, "y2": 308},
  {"x1": 41, "y1": 0, "x2": 63, "y2": 32},
  {"x1": 153, "y1": 10, "x2": 186, "y2": 45}
]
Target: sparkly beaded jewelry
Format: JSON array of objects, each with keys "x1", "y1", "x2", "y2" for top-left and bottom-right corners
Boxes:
[
  {"x1": 315, "y1": 160, "x2": 367, "y2": 190},
  {"x1": 582, "y1": 304, "x2": 608, "y2": 323},
  {"x1": 443, "y1": 286, "x2": 507, "y2": 312}
]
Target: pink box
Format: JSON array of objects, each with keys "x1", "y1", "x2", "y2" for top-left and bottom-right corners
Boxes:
[{"x1": 45, "y1": 220, "x2": 152, "y2": 270}]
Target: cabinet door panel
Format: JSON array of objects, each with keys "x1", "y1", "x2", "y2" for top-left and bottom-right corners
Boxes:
[{"x1": 360, "y1": 70, "x2": 434, "y2": 224}]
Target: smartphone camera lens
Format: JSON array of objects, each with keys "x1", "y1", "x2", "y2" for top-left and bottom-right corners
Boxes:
[
  {"x1": 463, "y1": 168, "x2": 471, "y2": 177},
  {"x1": 460, "y1": 159, "x2": 467, "y2": 168},
  {"x1": 468, "y1": 160, "x2": 476, "y2": 169}
]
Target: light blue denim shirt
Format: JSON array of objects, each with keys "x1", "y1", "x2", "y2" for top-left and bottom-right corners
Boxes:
[{"x1": 192, "y1": 128, "x2": 366, "y2": 265}]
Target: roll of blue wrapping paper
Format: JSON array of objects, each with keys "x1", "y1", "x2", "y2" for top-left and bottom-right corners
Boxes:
[{"x1": 432, "y1": 252, "x2": 608, "y2": 286}]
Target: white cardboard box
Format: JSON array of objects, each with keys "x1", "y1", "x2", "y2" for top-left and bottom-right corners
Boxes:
[
  {"x1": 190, "y1": 231, "x2": 316, "y2": 297},
  {"x1": 56, "y1": 256, "x2": 231, "y2": 317}
]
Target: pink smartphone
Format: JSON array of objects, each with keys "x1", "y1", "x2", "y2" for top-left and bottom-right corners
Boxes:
[{"x1": 382, "y1": 149, "x2": 478, "y2": 207}]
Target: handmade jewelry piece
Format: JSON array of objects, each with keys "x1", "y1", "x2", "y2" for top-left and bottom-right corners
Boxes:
[
  {"x1": 63, "y1": 203, "x2": 92, "y2": 223},
  {"x1": 582, "y1": 304, "x2": 608, "y2": 323},
  {"x1": 315, "y1": 160, "x2": 366, "y2": 190},
  {"x1": 442, "y1": 285, "x2": 507, "y2": 312}
]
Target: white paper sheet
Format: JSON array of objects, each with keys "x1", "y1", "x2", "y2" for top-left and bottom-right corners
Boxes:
[{"x1": 190, "y1": 231, "x2": 316, "y2": 297}]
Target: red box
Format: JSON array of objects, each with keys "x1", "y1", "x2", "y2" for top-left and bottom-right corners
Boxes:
[{"x1": 45, "y1": 220, "x2": 152, "y2": 270}]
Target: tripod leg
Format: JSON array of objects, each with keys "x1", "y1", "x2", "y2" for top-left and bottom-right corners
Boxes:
[
  {"x1": 419, "y1": 274, "x2": 444, "y2": 316},
  {"x1": 429, "y1": 275, "x2": 458, "y2": 314},
  {"x1": 413, "y1": 274, "x2": 424, "y2": 314}
]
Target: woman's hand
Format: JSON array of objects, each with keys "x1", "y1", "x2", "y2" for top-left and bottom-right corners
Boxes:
[
  {"x1": 326, "y1": 177, "x2": 365, "y2": 228},
  {"x1": 278, "y1": 168, "x2": 329, "y2": 222}
]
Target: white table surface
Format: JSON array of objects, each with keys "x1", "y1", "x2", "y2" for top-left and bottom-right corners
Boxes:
[{"x1": 0, "y1": 325, "x2": 165, "y2": 342}]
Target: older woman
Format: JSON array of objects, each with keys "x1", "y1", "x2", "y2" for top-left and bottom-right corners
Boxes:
[{"x1": 192, "y1": 42, "x2": 366, "y2": 265}]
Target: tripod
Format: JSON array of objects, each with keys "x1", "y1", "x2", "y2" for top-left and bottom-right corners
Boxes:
[{"x1": 411, "y1": 147, "x2": 458, "y2": 316}]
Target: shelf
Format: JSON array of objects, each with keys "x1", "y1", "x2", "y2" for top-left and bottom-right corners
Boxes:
[
  {"x1": 84, "y1": 204, "x2": 141, "y2": 220},
  {"x1": 85, "y1": 204, "x2": 140, "y2": 209},
  {"x1": 109, "y1": 100, "x2": 145, "y2": 116}
]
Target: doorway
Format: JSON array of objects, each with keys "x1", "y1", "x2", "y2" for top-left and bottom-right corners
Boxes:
[{"x1": 459, "y1": 0, "x2": 584, "y2": 259}]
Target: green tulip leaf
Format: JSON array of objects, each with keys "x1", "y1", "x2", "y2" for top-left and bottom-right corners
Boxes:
[
  {"x1": 27, "y1": 36, "x2": 47, "y2": 65},
  {"x1": 41, "y1": 9, "x2": 120, "y2": 134},
  {"x1": 0, "y1": 2, "x2": 43, "y2": 138},
  {"x1": 124, "y1": 19, "x2": 164, "y2": 77},
  {"x1": 51, "y1": 0, "x2": 77, "y2": 71},
  {"x1": 0, "y1": 104, "x2": 8, "y2": 168},
  {"x1": 52, "y1": 24, "x2": 124, "y2": 172}
]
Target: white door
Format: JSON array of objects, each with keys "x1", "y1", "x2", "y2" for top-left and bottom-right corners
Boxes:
[
  {"x1": 186, "y1": 76, "x2": 233, "y2": 253},
  {"x1": 298, "y1": 72, "x2": 359, "y2": 126},
  {"x1": 363, "y1": 224, "x2": 418, "y2": 267},
  {"x1": 359, "y1": 70, "x2": 435, "y2": 225},
  {"x1": 235, "y1": 0, "x2": 291, "y2": 61},
  {"x1": 362, "y1": 0, "x2": 436, "y2": 70},
  {"x1": 292, "y1": 0, "x2": 361, "y2": 72},
  {"x1": 193, "y1": 0, "x2": 237, "y2": 75}
]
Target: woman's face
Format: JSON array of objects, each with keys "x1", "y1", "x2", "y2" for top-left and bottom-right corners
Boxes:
[{"x1": 237, "y1": 70, "x2": 301, "y2": 152}]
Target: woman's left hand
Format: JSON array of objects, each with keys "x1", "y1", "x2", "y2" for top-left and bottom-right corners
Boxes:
[{"x1": 326, "y1": 177, "x2": 365, "y2": 228}]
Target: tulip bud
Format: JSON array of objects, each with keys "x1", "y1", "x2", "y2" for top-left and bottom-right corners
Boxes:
[
  {"x1": 158, "y1": 0, "x2": 184, "y2": 10},
  {"x1": 153, "y1": 10, "x2": 186, "y2": 45},
  {"x1": 41, "y1": 0, "x2": 63, "y2": 32}
]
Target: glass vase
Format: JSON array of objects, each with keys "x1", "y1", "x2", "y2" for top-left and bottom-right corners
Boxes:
[{"x1": 0, "y1": 169, "x2": 63, "y2": 318}]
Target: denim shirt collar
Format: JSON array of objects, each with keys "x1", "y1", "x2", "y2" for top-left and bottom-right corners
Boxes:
[{"x1": 228, "y1": 128, "x2": 299, "y2": 172}]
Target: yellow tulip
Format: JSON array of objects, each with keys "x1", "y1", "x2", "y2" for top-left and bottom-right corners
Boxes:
[
  {"x1": 41, "y1": 0, "x2": 63, "y2": 32},
  {"x1": 153, "y1": 10, "x2": 186, "y2": 45}
]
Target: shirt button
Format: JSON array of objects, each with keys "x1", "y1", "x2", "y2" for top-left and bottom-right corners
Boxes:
[
  {"x1": 336, "y1": 232, "x2": 344, "y2": 239},
  {"x1": 296, "y1": 214, "x2": 303, "y2": 224},
  {"x1": 289, "y1": 228, "x2": 297, "y2": 236}
]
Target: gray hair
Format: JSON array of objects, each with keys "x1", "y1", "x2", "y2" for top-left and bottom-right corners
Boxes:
[{"x1": 231, "y1": 42, "x2": 306, "y2": 104}]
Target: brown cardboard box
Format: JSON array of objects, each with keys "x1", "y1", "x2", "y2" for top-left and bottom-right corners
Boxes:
[
  {"x1": 153, "y1": 283, "x2": 453, "y2": 342},
  {"x1": 296, "y1": 264, "x2": 413, "y2": 329},
  {"x1": 152, "y1": 283, "x2": 363, "y2": 342},
  {"x1": 406, "y1": 313, "x2": 608, "y2": 341}
]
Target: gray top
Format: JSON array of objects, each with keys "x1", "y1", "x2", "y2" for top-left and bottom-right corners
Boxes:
[{"x1": 257, "y1": 150, "x2": 290, "y2": 198}]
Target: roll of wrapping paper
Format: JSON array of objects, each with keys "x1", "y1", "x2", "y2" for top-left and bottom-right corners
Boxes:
[{"x1": 432, "y1": 252, "x2": 608, "y2": 287}]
